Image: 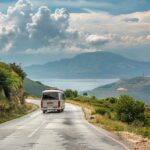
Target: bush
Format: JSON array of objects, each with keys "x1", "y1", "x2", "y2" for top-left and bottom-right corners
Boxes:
[
  {"x1": 9, "y1": 63, "x2": 26, "y2": 80},
  {"x1": 116, "y1": 95, "x2": 145, "y2": 123},
  {"x1": 95, "y1": 107, "x2": 107, "y2": 115},
  {"x1": 131, "y1": 119, "x2": 144, "y2": 127},
  {"x1": 105, "y1": 97, "x2": 118, "y2": 103},
  {"x1": 83, "y1": 92, "x2": 88, "y2": 96},
  {"x1": 135, "y1": 127, "x2": 150, "y2": 138},
  {"x1": 64, "y1": 89, "x2": 78, "y2": 98},
  {"x1": 144, "y1": 111, "x2": 150, "y2": 126},
  {"x1": 92, "y1": 96, "x2": 96, "y2": 100}
]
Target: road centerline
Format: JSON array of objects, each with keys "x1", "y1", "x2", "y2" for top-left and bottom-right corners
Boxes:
[{"x1": 28, "y1": 120, "x2": 46, "y2": 138}]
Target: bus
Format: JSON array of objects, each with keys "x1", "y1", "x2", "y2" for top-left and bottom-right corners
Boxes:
[{"x1": 41, "y1": 90, "x2": 65, "y2": 113}]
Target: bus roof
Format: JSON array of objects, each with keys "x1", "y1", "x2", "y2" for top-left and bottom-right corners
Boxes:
[{"x1": 42, "y1": 90, "x2": 64, "y2": 93}]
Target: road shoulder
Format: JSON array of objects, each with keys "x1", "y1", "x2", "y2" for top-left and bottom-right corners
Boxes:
[{"x1": 66, "y1": 101, "x2": 132, "y2": 150}]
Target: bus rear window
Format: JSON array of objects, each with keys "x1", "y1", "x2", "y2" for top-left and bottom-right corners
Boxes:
[{"x1": 42, "y1": 92, "x2": 59, "y2": 100}]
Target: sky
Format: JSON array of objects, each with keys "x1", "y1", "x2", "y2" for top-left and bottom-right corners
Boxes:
[{"x1": 0, "y1": 0, "x2": 150, "y2": 66}]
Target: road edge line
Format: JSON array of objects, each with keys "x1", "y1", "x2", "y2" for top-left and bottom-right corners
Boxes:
[{"x1": 68, "y1": 103, "x2": 130, "y2": 150}]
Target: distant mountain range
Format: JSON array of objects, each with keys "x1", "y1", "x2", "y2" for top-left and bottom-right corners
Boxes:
[
  {"x1": 87, "y1": 76, "x2": 150, "y2": 104},
  {"x1": 24, "y1": 51, "x2": 150, "y2": 79}
]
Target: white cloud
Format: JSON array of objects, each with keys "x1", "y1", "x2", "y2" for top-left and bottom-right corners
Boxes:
[
  {"x1": 86, "y1": 34, "x2": 111, "y2": 46},
  {"x1": 27, "y1": 6, "x2": 70, "y2": 38},
  {"x1": 0, "y1": 0, "x2": 150, "y2": 56},
  {"x1": 70, "y1": 11, "x2": 150, "y2": 51},
  {"x1": 0, "y1": 0, "x2": 80, "y2": 53}
]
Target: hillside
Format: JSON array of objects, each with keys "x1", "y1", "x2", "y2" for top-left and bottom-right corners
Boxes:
[
  {"x1": 0, "y1": 62, "x2": 24, "y2": 105},
  {"x1": 24, "y1": 51, "x2": 150, "y2": 79},
  {"x1": 0, "y1": 62, "x2": 34, "y2": 123},
  {"x1": 88, "y1": 76, "x2": 150, "y2": 104},
  {"x1": 23, "y1": 78, "x2": 56, "y2": 97}
]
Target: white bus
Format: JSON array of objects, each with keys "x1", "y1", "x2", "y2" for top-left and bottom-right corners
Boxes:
[{"x1": 41, "y1": 90, "x2": 65, "y2": 113}]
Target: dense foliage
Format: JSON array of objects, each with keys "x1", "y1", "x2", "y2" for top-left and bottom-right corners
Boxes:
[
  {"x1": 0, "y1": 62, "x2": 22, "y2": 99},
  {"x1": 0, "y1": 62, "x2": 25, "y2": 115},
  {"x1": 64, "y1": 89, "x2": 78, "y2": 98},
  {"x1": 116, "y1": 95, "x2": 145, "y2": 123},
  {"x1": 83, "y1": 92, "x2": 88, "y2": 96},
  {"x1": 69, "y1": 94, "x2": 150, "y2": 137},
  {"x1": 9, "y1": 63, "x2": 26, "y2": 80}
]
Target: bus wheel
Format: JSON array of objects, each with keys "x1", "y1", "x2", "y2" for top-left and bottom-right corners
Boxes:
[
  {"x1": 43, "y1": 110, "x2": 46, "y2": 114},
  {"x1": 57, "y1": 110, "x2": 61, "y2": 113}
]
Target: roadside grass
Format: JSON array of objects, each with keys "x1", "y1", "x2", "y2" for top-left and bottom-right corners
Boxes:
[
  {"x1": 0, "y1": 103, "x2": 38, "y2": 124},
  {"x1": 66, "y1": 97, "x2": 150, "y2": 138}
]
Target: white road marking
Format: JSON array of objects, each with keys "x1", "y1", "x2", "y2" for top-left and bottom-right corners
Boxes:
[
  {"x1": 28, "y1": 120, "x2": 46, "y2": 138},
  {"x1": 18, "y1": 125, "x2": 25, "y2": 129},
  {"x1": 77, "y1": 106, "x2": 130, "y2": 150},
  {"x1": 29, "y1": 111, "x2": 41, "y2": 118}
]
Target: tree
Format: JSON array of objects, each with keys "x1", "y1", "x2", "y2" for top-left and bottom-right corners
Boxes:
[
  {"x1": 116, "y1": 95, "x2": 145, "y2": 123},
  {"x1": 9, "y1": 63, "x2": 26, "y2": 80},
  {"x1": 92, "y1": 96, "x2": 96, "y2": 100},
  {"x1": 83, "y1": 92, "x2": 88, "y2": 96},
  {"x1": 64, "y1": 89, "x2": 78, "y2": 98}
]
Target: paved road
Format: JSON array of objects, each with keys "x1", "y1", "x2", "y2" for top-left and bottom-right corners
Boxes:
[{"x1": 0, "y1": 99, "x2": 129, "y2": 150}]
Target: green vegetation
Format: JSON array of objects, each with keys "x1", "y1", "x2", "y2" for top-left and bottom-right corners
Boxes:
[
  {"x1": 83, "y1": 92, "x2": 88, "y2": 96},
  {"x1": 116, "y1": 95, "x2": 145, "y2": 123},
  {"x1": 64, "y1": 89, "x2": 78, "y2": 98},
  {"x1": 10, "y1": 63, "x2": 26, "y2": 80},
  {"x1": 23, "y1": 78, "x2": 56, "y2": 97},
  {"x1": 0, "y1": 102, "x2": 38, "y2": 124},
  {"x1": 0, "y1": 62, "x2": 37, "y2": 123},
  {"x1": 67, "y1": 95, "x2": 150, "y2": 138}
]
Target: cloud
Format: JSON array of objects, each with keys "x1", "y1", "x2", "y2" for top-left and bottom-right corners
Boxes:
[
  {"x1": 124, "y1": 17, "x2": 139, "y2": 23},
  {"x1": 19, "y1": 0, "x2": 150, "y2": 15},
  {"x1": 86, "y1": 34, "x2": 111, "y2": 47},
  {"x1": 0, "y1": 0, "x2": 80, "y2": 53},
  {"x1": 0, "y1": 0, "x2": 33, "y2": 51},
  {"x1": 1, "y1": 0, "x2": 150, "y2": 64},
  {"x1": 27, "y1": 7, "x2": 70, "y2": 39},
  {"x1": 26, "y1": 6, "x2": 72, "y2": 49},
  {"x1": 70, "y1": 11, "x2": 150, "y2": 49}
]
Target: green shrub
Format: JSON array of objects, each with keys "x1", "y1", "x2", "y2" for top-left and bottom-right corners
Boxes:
[
  {"x1": 64, "y1": 89, "x2": 78, "y2": 98},
  {"x1": 135, "y1": 127, "x2": 150, "y2": 138},
  {"x1": 95, "y1": 107, "x2": 107, "y2": 115},
  {"x1": 92, "y1": 96, "x2": 96, "y2": 100},
  {"x1": 9, "y1": 63, "x2": 26, "y2": 80},
  {"x1": 105, "y1": 97, "x2": 118, "y2": 103},
  {"x1": 144, "y1": 111, "x2": 150, "y2": 126},
  {"x1": 116, "y1": 95, "x2": 145, "y2": 123},
  {"x1": 83, "y1": 92, "x2": 88, "y2": 96},
  {"x1": 131, "y1": 119, "x2": 144, "y2": 127}
]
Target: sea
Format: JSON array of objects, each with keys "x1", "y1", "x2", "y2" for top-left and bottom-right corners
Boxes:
[{"x1": 33, "y1": 78, "x2": 119, "y2": 92}]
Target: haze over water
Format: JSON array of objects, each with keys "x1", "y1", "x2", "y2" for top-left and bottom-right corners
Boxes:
[{"x1": 34, "y1": 79, "x2": 119, "y2": 91}]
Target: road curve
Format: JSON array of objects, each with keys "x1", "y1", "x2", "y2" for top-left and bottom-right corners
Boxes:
[{"x1": 0, "y1": 99, "x2": 129, "y2": 150}]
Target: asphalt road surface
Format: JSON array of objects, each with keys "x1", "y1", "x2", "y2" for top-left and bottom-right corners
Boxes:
[{"x1": 0, "y1": 99, "x2": 129, "y2": 150}]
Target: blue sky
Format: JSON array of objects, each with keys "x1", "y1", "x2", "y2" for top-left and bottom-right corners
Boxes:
[
  {"x1": 1, "y1": 0, "x2": 150, "y2": 14},
  {"x1": 0, "y1": 0, "x2": 150, "y2": 65}
]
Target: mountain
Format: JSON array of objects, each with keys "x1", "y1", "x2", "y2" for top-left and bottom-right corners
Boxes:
[
  {"x1": 23, "y1": 78, "x2": 56, "y2": 97},
  {"x1": 24, "y1": 51, "x2": 150, "y2": 79},
  {"x1": 88, "y1": 76, "x2": 150, "y2": 104}
]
